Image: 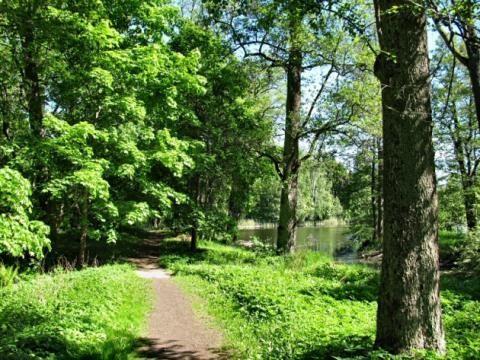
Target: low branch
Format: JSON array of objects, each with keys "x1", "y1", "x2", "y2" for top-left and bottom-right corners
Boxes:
[{"x1": 258, "y1": 152, "x2": 284, "y2": 179}]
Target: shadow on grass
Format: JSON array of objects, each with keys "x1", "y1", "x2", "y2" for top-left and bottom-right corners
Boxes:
[
  {"x1": 296, "y1": 335, "x2": 374, "y2": 360},
  {"x1": 441, "y1": 272, "x2": 480, "y2": 301},
  {"x1": 44, "y1": 230, "x2": 174, "y2": 269},
  {"x1": 0, "y1": 310, "x2": 139, "y2": 359}
]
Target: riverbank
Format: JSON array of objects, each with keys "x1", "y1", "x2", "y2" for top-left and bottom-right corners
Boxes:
[{"x1": 159, "y1": 239, "x2": 480, "y2": 359}]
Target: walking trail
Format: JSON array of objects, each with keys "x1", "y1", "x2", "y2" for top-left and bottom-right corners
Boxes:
[{"x1": 128, "y1": 239, "x2": 227, "y2": 360}]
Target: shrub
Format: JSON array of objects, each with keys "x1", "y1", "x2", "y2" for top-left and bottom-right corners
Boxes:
[
  {"x1": 0, "y1": 167, "x2": 50, "y2": 259},
  {"x1": 0, "y1": 264, "x2": 18, "y2": 288}
]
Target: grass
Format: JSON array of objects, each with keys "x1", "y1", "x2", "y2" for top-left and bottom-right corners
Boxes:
[
  {"x1": 0, "y1": 264, "x2": 151, "y2": 359},
  {"x1": 159, "y1": 239, "x2": 480, "y2": 359},
  {"x1": 439, "y1": 231, "x2": 465, "y2": 266}
]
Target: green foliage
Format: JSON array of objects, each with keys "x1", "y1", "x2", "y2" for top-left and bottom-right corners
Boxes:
[
  {"x1": 0, "y1": 168, "x2": 50, "y2": 259},
  {"x1": 457, "y1": 230, "x2": 480, "y2": 275},
  {"x1": 298, "y1": 158, "x2": 343, "y2": 223},
  {"x1": 0, "y1": 264, "x2": 18, "y2": 288},
  {"x1": 0, "y1": 264, "x2": 150, "y2": 359},
  {"x1": 161, "y1": 240, "x2": 480, "y2": 359},
  {"x1": 167, "y1": 22, "x2": 273, "y2": 240},
  {"x1": 438, "y1": 177, "x2": 468, "y2": 231},
  {"x1": 246, "y1": 167, "x2": 281, "y2": 223},
  {"x1": 340, "y1": 149, "x2": 376, "y2": 245}
]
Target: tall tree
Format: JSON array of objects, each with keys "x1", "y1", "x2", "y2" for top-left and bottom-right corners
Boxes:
[
  {"x1": 373, "y1": 0, "x2": 445, "y2": 353},
  {"x1": 204, "y1": 0, "x2": 362, "y2": 252}
]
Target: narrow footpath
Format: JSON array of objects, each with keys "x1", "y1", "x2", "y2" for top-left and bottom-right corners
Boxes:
[{"x1": 130, "y1": 254, "x2": 227, "y2": 360}]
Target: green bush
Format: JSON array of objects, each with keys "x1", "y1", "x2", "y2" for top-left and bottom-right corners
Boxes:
[{"x1": 0, "y1": 167, "x2": 50, "y2": 259}]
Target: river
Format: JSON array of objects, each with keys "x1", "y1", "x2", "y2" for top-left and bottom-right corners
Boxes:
[{"x1": 238, "y1": 226, "x2": 357, "y2": 262}]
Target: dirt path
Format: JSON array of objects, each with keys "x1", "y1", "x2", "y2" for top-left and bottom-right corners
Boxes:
[{"x1": 131, "y1": 256, "x2": 226, "y2": 360}]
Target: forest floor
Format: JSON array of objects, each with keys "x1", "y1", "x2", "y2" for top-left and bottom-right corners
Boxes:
[{"x1": 128, "y1": 237, "x2": 228, "y2": 360}]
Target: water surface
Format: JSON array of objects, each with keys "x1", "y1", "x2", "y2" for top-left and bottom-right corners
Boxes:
[{"x1": 238, "y1": 226, "x2": 356, "y2": 261}]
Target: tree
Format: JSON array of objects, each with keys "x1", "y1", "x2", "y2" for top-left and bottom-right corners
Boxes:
[
  {"x1": 429, "y1": 1, "x2": 480, "y2": 131},
  {"x1": 297, "y1": 157, "x2": 343, "y2": 224},
  {"x1": 433, "y1": 50, "x2": 480, "y2": 230},
  {"x1": 167, "y1": 22, "x2": 273, "y2": 250},
  {"x1": 204, "y1": 0, "x2": 365, "y2": 253},
  {"x1": 1, "y1": 0, "x2": 205, "y2": 262},
  {"x1": 373, "y1": 0, "x2": 445, "y2": 353}
]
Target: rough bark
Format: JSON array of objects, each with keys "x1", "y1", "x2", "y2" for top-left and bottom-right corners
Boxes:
[
  {"x1": 376, "y1": 138, "x2": 384, "y2": 242},
  {"x1": 371, "y1": 146, "x2": 378, "y2": 244},
  {"x1": 277, "y1": 46, "x2": 301, "y2": 254},
  {"x1": 373, "y1": 0, "x2": 445, "y2": 353}
]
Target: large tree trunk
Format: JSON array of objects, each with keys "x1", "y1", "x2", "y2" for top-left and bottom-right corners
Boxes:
[
  {"x1": 277, "y1": 47, "x2": 302, "y2": 254},
  {"x1": 373, "y1": 0, "x2": 445, "y2": 354}
]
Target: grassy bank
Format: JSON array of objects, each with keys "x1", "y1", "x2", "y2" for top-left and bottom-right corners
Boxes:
[
  {"x1": 159, "y1": 240, "x2": 479, "y2": 359},
  {"x1": 0, "y1": 264, "x2": 150, "y2": 359}
]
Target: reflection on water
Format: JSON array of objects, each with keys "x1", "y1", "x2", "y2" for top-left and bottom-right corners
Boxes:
[{"x1": 238, "y1": 226, "x2": 356, "y2": 262}]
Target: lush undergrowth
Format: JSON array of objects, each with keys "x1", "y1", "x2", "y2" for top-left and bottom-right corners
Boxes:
[
  {"x1": 0, "y1": 264, "x2": 150, "y2": 359},
  {"x1": 439, "y1": 231, "x2": 465, "y2": 267},
  {"x1": 159, "y1": 239, "x2": 480, "y2": 359}
]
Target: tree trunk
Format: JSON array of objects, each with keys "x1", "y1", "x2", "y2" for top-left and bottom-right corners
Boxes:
[
  {"x1": 467, "y1": 61, "x2": 480, "y2": 131},
  {"x1": 49, "y1": 201, "x2": 64, "y2": 243},
  {"x1": 373, "y1": 0, "x2": 445, "y2": 354},
  {"x1": 78, "y1": 194, "x2": 88, "y2": 268},
  {"x1": 450, "y1": 103, "x2": 477, "y2": 230},
  {"x1": 277, "y1": 47, "x2": 302, "y2": 254},
  {"x1": 465, "y1": 25, "x2": 480, "y2": 131},
  {"x1": 371, "y1": 145, "x2": 377, "y2": 245},
  {"x1": 190, "y1": 226, "x2": 198, "y2": 252},
  {"x1": 376, "y1": 138, "x2": 384, "y2": 242},
  {"x1": 22, "y1": 23, "x2": 44, "y2": 138},
  {"x1": 190, "y1": 174, "x2": 201, "y2": 252},
  {"x1": 462, "y1": 177, "x2": 477, "y2": 229}
]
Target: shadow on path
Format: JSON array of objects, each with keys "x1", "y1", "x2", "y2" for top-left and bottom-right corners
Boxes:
[{"x1": 136, "y1": 338, "x2": 230, "y2": 360}]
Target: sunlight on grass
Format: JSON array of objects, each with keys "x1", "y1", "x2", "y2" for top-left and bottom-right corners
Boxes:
[
  {"x1": 0, "y1": 264, "x2": 151, "y2": 359},
  {"x1": 160, "y1": 239, "x2": 480, "y2": 359}
]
